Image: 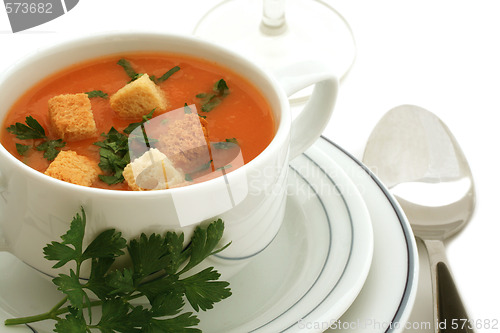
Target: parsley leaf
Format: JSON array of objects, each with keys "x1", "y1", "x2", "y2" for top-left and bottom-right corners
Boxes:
[
  {"x1": 96, "y1": 299, "x2": 150, "y2": 332},
  {"x1": 123, "y1": 109, "x2": 155, "y2": 135},
  {"x1": 94, "y1": 111, "x2": 159, "y2": 185},
  {"x1": 150, "y1": 66, "x2": 181, "y2": 84},
  {"x1": 6, "y1": 115, "x2": 46, "y2": 140},
  {"x1": 43, "y1": 208, "x2": 86, "y2": 268},
  {"x1": 117, "y1": 58, "x2": 140, "y2": 81},
  {"x1": 6, "y1": 116, "x2": 66, "y2": 160},
  {"x1": 54, "y1": 308, "x2": 87, "y2": 333},
  {"x1": 181, "y1": 267, "x2": 232, "y2": 311},
  {"x1": 53, "y1": 270, "x2": 88, "y2": 310},
  {"x1": 82, "y1": 228, "x2": 126, "y2": 260},
  {"x1": 94, "y1": 127, "x2": 130, "y2": 185},
  {"x1": 144, "y1": 313, "x2": 201, "y2": 333},
  {"x1": 86, "y1": 257, "x2": 115, "y2": 300},
  {"x1": 4, "y1": 208, "x2": 231, "y2": 332},
  {"x1": 196, "y1": 79, "x2": 230, "y2": 112},
  {"x1": 118, "y1": 59, "x2": 180, "y2": 85},
  {"x1": 85, "y1": 90, "x2": 108, "y2": 99},
  {"x1": 212, "y1": 138, "x2": 239, "y2": 150},
  {"x1": 129, "y1": 233, "x2": 177, "y2": 282},
  {"x1": 36, "y1": 139, "x2": 66, "y2": 161},
  {"x1": 214, "y1": 79, "x2": 229, "y2": 95},
  {"x1": 180, "y1": 219, "x2": 230, "y2": 273},
  {"x1": 149, "y1": 291, "x2": 185, "y2": 317},
  {"x1": 15, "y1": 143, "x2": 30, "y2": 156},
  {"x1": 105, "y1": 268, "x2": 136, "y2": 295}
]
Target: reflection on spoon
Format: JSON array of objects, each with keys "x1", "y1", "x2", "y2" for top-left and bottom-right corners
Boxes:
[{"x1": 363, "y1": 105, "x2": 475, "y2": 333}]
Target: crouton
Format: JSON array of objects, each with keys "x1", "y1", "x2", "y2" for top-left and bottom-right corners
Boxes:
[
  {"x1": 156, "y1": 114, "x2": 211, "y2": 174},
  {"x1": 123, "y1": 148, "x2": 185, "y2": 191},
  {"x1": 110, "y1": 74, "x2": 168, "y2": 118},
  {"x1": 48, "y1": 93, "x2": 97, "y2": 142},
  {"x1": 44, "y1": 150, "x2": 99, "y2": 187}
]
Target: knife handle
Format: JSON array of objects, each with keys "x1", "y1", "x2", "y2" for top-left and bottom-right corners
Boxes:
[{"x1": 423, "y1": 239, "x2": 475, "y2": 333}]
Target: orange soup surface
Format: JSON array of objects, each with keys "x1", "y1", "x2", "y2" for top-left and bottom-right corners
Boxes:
[{"x1": 0, "y1": 53, "x2": 275, "y2": 190}]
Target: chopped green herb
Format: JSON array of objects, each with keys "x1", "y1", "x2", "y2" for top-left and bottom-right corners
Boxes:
[
  {"x1": 118, "y1": 59, "x2": 180, "y2": 85},
  {"x1": 94, "y1": 127, "x2": 130, "y2": 185},
  {"x1": 94, "y1": 111, "x2": 160, "y2": 185},
  {"x1": 196, "y1": 79, "x2": 230, "y2": 112},
  {"x1": 151, "y1": 66, "x2": 181, "y2": 84},
  {"x1": 184, "y1": 103, "x2": 192, "y2": 114},
  {"x1": 85, "y1": 90, "x2": 108, "y2": 99},
  {"x1": 124, "y1": 110, "x2": 159, "y2": 150},
  {"x1": 117, "y1": 58, "x2": 140, "y2": 81},
  {"x1": 214, "y1": 79, "x2": 229, "y2": 96},
  {"x1": 15, "y1": 143, "x2": 30, "y2": 156},
  {"x1": 36, "y1": 139, "x2": 66, "y2": 161},
  {"x1": 4, "y1": 207, "x2": 231, "y2": 332},
  {"x1": 184, "y1": 159, "x2": 214, "y2": 181},
  {"x1": 6, "y1": 116, "x2": 66, "y2": 161},
  {"x1": 123, "y1": 109, "x2": 155, "y2": 135},
  {"x1": 212, "y1": 138, "x2": 239, "y2": 150},
  {"x1": 225, "y1": 137, "x2": 238, "y2": 145},
  {"x1": 7, "y1": 115, "x2": 46, "y2": 140},
  {"x1": 194, "y1": 159, "x2": 213, "y2": 173}
]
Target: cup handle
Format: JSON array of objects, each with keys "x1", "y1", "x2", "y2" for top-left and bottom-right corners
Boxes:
[
  {"x1": 274, "y1": 61, "x2": 338, "y2": 159},
  {"x1": 0, "y1": 169, "x2": 8, "y2": 251}
]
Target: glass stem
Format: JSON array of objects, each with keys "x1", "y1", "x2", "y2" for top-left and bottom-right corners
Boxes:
[{"x1": 260, "y1": 0, "x2": 287, "y2": 35}]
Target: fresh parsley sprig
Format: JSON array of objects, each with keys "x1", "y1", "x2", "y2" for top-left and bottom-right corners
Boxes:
[
  {"x1": 4, "y1": 207, "x2": 231, "y2": 332},
  {"x1": 196, "y1": 79, "x2": 230, "y2": 112},
  {"x1": 6, "y1": 116, "x2": 66, "y2": 161},
  {"x1": 7, "y1": 115, "x2": 46, "y2": 140},
  {"x1": 93, "y1": 127, "x2": 130, "y2": 185},
  {"x1": 94, "y1": 110, "x2": 155, "y2": 185}
]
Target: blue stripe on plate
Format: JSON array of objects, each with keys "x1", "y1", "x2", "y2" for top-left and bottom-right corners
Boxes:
[
  {"x1": 322, "y1": 137, "x2": 417, "y2": 333},
  {"x1": 250, "y1": 152, "x2": 355, "y2": 332}
]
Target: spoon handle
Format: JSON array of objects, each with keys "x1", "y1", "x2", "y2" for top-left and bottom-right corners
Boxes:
[{"x1": 423, "y1": 239, "x2": 475, "y2": 333}]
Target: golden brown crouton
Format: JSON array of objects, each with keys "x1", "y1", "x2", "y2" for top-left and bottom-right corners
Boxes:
[
  {"x1": 44, "y1": 150, "x2": 99, "y2": 187},
  {"x1": 48, "y1": 93, "x2": 98, "y2": 142},
  {"x1": 156, "y1": 114, "x2": 211, "y2": 174},
  {"x1": 110, "y1": 74, "x2": 168, "y2": 118},
  {"x1": 123, "y1": 148, "x2": 185, "y2": 191}
]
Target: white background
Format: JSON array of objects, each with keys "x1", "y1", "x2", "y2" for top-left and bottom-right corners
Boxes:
[{"x1": 1, "y1": 0, "x2": 499, "y2": 332}]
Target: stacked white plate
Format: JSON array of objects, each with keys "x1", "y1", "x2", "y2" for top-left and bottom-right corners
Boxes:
[{"x1": 0, "y1": 136, "x2": 418, "y2": 333}]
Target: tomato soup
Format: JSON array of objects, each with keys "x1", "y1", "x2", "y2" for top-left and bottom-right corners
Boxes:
[{"x1": 0, "y1": 53, "x2": 275, "y2": 190}]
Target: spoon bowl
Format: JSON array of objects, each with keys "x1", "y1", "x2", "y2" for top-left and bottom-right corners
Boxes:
[{"x1": 363, "y1": 104, "x2": 475, "y2": 332}]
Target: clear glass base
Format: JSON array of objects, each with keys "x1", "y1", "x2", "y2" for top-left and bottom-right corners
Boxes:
[{"x1": 194, "y1": 0, "x2": 356, "y2": 88}]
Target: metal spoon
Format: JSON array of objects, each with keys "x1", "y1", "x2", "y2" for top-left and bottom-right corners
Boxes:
[{"x1": 362, "y1": 104, "x2": 475, "y2": 333}]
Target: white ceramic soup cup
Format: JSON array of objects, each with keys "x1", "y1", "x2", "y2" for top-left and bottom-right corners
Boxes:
[{"x1": 0, "y1": 32, "x2": 338, "y2": 279}]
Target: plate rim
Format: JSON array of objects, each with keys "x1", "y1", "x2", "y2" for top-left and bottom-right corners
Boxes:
[
  {"x1": 321, "y1": 136, "x2": 419, "y2": 333},
  {"x1": 273, "y1": 150, "x2": 374, "y2": 332}
]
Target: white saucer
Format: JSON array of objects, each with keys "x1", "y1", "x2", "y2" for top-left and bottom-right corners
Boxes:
[
  {"x1": 319, "y1": 137, "x2": 419, "y2": 333},
  {"x1": 0, "y1": 137, "x2": 418, "y2": 333}
]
